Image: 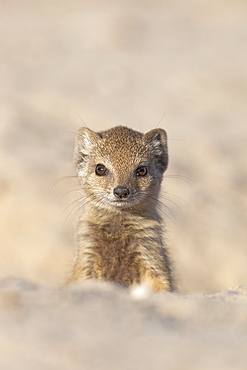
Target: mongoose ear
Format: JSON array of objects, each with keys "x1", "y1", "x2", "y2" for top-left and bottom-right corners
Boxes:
[
  {"x1": 143, "y1": 128, "x2": 168, "y2": 173},
  {"x1": 74, "y1": 127, "x2": 101, "y2": 169}
]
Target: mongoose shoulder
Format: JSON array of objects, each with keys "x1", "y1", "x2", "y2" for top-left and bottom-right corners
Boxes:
[{"x1": 67, "y1": 126, "x2": 174, "y2": 292}]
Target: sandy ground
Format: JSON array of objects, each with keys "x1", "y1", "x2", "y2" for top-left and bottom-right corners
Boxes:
[
  {"x1": 0, "y1": 0, "x2": 247, "y2": 368},
  {"x1": 0, "y1": 279, "x2": 247, "y2": 370}
]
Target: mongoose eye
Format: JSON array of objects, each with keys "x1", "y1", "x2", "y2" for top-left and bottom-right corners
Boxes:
[
  {"x1": 95, "y1": 164, "x2": 107, "y2": 176},
  {"x1": 136, "y1": 166, "x2": 148, "y2": 177}
]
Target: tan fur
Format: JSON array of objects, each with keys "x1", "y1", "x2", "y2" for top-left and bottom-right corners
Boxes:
[{"x1": 67, "y1": 126, "x2": 174, "y2": 292}]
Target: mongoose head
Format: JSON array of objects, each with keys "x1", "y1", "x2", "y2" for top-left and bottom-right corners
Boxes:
[{"x1": 74, "y1": 126, "x2": 168, "y2": 211}]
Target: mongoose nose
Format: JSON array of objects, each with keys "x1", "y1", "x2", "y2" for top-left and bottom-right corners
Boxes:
[{"x1": 113, "y1": 186, "x2": 130, "y2": 199}]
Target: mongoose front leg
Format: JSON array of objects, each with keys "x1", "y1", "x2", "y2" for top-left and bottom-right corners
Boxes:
[
  {"x1": 138, "y1": 243, "x2": 173, "y2": 293},
  {"x1": 67, "y1": 239, "x2": 97, "y2": 284}
]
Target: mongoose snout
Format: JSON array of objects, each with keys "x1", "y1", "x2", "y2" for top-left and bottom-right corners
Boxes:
[{"x1": 113, "y1": 186, "x2": 130, "y2": 199}]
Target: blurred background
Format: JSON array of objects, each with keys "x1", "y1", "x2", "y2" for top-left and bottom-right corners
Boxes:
[{"x1": 0, "y1": 0, "x2": 246, "y2": 293}]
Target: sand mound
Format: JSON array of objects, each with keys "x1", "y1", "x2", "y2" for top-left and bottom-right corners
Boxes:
[{"x1": 0, "y1": 279, "x2": 246, "y2": 369}]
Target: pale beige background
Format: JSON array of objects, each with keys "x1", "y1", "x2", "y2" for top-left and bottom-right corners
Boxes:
[
  {"x1": 1, "y1": 2, "x2": 247, "y2": 369},
  {"x1": 1, "y1": 0, "x2": 247, "y2": 293}
]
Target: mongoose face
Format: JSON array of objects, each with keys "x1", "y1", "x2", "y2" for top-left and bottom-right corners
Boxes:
[{"x1": 74, "y1": 126, "x2": 168, "y2": 211}]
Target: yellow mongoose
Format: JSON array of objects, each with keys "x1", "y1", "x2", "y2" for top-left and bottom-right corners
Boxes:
[{"x1": 68, "y1": 126, "x2": 174, "y2": 292}]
